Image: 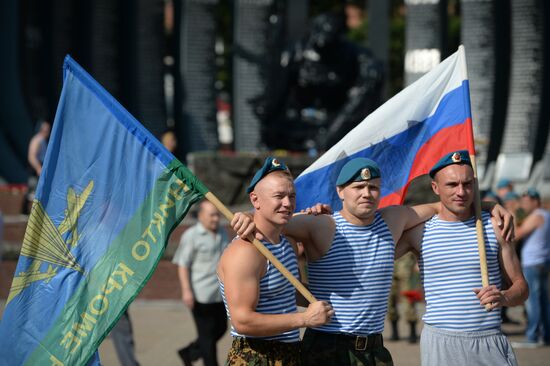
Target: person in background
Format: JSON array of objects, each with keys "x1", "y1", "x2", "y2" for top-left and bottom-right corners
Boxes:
[
  {"x1": 496, "y1": 178, "x2": 514, "y2": 202},
  {"x1": 173, "y1": 200, "x2": 229, "y2": 366},
  {"x1": 161, "y1": 130, "x2": 178, "y2": 154},
  {"x1": 27, "y1": 120, "x2": 51, "y2": 177},
  {"x1": 387, "y1": 252, "x2": 421, "y2": 343},
  {"x1": 500, "y1": 190, "x2": 525, "y2": 325},
  {"x1": 110, "y1": 311, "x2": 140, "y2": 366},
  {"x1": 511, "y1": 188, "x2": 550, "y2": 348},
  {"x1": 25, "y1": 120, "x2": 51, "y2": 213},
  {"x1": 0, "y1": 209, "x2": 3, "y2": 265},
  {"x1": 503, "y1": 191, "x2": 520, "y2": 213},
  {"x1": 482, "y1": 191, "x2": 501, "y2": 205},
  {"x1": 503, "y1": 191, "x2": 527, "y2": 226},
  {"x1": 345, "y1": 0, "x2": 368, "y2": 45}
]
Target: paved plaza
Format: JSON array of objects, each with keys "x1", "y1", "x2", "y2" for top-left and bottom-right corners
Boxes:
[
  {"x1": 0, "y1": 259, "x2": 549, "y2": 365},
  {"x1": 94, "y1": 300, "x2": 548, "y2": 366}
]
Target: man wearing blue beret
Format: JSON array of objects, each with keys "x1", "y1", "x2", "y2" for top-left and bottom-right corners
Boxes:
[
  {"x1": 502, "y1": 191, "x2": 526, "y2": 225},
  {"x1": 218, "y1": 157, "x2": 334, "y2": 365},
  {"x1": 396, "y1": 150, "x2": 528, "y2": 365}
]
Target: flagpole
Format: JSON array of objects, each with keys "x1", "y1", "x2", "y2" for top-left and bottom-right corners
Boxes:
[
  {"x1": 458, "y1": 45, "x2": 491, "y2": 310},
  {"x1": 204, "y1": 191, "x2": 317, "y2": 304}
]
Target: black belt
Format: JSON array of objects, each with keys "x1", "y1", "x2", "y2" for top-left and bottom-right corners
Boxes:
[
  {"x1": 309, "y1": 329, "x2": 384, "y2": 351},
  {"x1": 233, "y1": 336, "x2": 300, "y2": 353}
]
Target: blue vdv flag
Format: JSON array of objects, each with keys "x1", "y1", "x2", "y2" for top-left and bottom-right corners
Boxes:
[{"x1": 0, "y1": 56, "x2": 206, "y2": 365}]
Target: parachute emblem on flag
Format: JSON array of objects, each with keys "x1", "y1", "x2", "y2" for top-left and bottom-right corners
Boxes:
[{"x1": 7, "y1": 180, "x2": 94, "y2": 304}]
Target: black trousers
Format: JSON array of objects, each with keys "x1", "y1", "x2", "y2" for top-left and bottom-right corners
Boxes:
[{"x1": 185, "y1": 301, "x2": 227, "y2": 366}]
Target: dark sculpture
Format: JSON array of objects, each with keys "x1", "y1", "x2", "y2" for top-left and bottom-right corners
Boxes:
[{"x1": 252, "y1": 13, "x2": 383, "y2": 152}]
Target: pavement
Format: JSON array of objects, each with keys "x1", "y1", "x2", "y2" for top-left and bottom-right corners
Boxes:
[
  {"x1": 95, "y1": 301, "x2": 548, "y2": 366},
  {"x1": 1, "y1": 299, "x2": 548, "y2": 365}
]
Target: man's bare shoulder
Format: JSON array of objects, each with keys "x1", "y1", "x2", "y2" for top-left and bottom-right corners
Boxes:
[
  {"x1": 219, "y1": 238, "x2": 266, "y2": 277},
  {"x1": 222, "y1": 238, "x2": 264, "y2": 259}
]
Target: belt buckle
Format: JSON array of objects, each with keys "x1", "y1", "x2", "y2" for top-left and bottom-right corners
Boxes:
[{"x1": 355, "y1": 336, "x2": 367, "y2": 351}]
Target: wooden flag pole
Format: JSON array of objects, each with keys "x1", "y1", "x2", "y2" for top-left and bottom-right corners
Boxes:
[
  {"x1": 470, "y1": 155, "x2": 491, "y2": 311},
  {"x1": 469, "y1": 155, "x2": 490, "y2": 289},
  {"x1": 459, "y1": 45, "x2": 491, "y2": 310},
  {"x1": 204, "y1": 191, "x2": 317, "y2": 304}
]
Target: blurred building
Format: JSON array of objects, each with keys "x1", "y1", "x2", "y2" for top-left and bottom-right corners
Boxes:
[{"x1": 1, "y1": 0, "x2": 550, "y2": 198}]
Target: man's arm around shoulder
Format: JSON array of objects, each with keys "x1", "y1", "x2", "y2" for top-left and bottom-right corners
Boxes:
[
  {"x1": 284, "y1": 213, "x2": 335, "y2": 261},
  {"x1": 395, "y1": 223, "x2": 424, "y2": 260},
  {"x1": 380, "y1": 203, "x2": 438, "y2": 243}
]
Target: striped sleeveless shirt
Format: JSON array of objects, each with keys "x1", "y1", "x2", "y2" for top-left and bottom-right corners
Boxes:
[
  {"x1": 219, "y1": 236, "x2": 300, "y2": 343},
  {"x1": 308, "y1": 211, "x2": 395, "y2": 336},
  {"x1": 521, "y1": 208, "x2": 550, "y2": 267},
  {"x1": 419, "y1": 212, "x2": 502, "y2": 331}
]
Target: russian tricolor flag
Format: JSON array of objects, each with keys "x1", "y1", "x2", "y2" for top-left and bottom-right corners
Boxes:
[{"x1": 295, "y1": 46, "x2": 476, "y2": 211}]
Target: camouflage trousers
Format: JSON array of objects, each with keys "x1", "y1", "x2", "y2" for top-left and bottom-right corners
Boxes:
[
  {"x1": 225, "y1": 337, "x2": 301, "y2": 366},
  {"x1": 301, "y1": 329, "x2": 393, "y2": 366}
]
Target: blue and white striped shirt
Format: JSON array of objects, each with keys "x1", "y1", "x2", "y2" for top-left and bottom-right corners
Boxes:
[
  {"x1": 219, "y1": 236, "x2": 300, "y2": 342},
  {"x1": 308, "y1": 211, "x2": 395, "y2": 336},
  {"x1": 419, "y1": 212, "x2": 502, "y2": 331}
]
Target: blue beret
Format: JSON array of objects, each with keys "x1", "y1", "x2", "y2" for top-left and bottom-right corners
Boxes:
[
  {"x1": 246, "y1": 157, "x2": 289, "y2": 193},
  {"x1": 336, "y1": 158, "x2": 381, "y2": 186},
  {"x1": 522, "y1": 187, "x2": 540, "y2": 200},
  {"x1": 503, "y1": 191, "x2": 520, "y2": 202},
  {"x1": 429, "y1": 150, "x2": 472, "y2": 178},
  {"x1": 496, "y1": 178, "x2": 512, "y2": 189}
]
